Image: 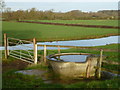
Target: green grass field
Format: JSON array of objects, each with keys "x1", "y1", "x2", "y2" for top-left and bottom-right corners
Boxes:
[
  {"x1": 2, "y1": 20, "x2": 119, "y2": 88},
  {"x1": 27, "y1": 20, "x2": 118, "y2": 26},
  {"x1": 2, "y1": 21, "x2": 118, "y2": 41},
  {"x1": 89, "y1": 44, "x2": 119, "y2": 50},
  {"x1": 2, "y1": 44, "x2": 119, "y2": 88}
]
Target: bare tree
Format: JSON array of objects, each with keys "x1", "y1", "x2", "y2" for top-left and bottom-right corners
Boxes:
[{"x1": 0, "y1": 0, "x2": 6, "y2": 12}]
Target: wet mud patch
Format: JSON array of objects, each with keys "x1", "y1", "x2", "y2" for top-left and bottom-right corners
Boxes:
[
  {"x1": 2, "y1": 59, "x2": 120, "y2": 85},
  {"x1": 2, "y1": 60, "x2": 29, "y2": 73},
  {"x1": 15, "y1": 69, "x2": 54, "y2": 84},
  {"x1": 15, "y1": 68, "x2": 120, "y2": 85}
]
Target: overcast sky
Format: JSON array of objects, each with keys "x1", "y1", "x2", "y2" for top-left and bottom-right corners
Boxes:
[
  {"x1": 5, "y1": 0, "x2": 118, "y2": 12},
  {"x1": 5, "y1": 0, "x2": 119, "y2": 2}
]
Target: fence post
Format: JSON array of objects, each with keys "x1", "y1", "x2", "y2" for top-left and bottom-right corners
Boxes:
[
  {"x1": 33, "y1": 38, "x2": 37, "y2": 64},
  {"x1": 97, "y1": 49, "x2": 103, "y2": 79},
  {"x1": 58, "y1": 45, "x2": 61, "y2": 53},
  {"x1": 44, "y1": 45, "x2": 46, "y2": 63},
  {"x1": 7, "y1": 38, "x2": 9, "y2": 55},
  {"x1": 4, "y1": 33, "x2": 8, "y2": 59}
]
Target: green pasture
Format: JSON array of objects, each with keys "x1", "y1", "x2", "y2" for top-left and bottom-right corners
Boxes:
[
  {"x1": 2, "y1": 43, "x2": 119, "y2": 88},
  {"x1": 2, "y1": 70, "x2": 119, "y2": 88},
  {"x1": 27, "y1": 20, "x2": 118, "y2": 26},
  {"x1": 2, "y1": 21, "x2": 118, "y2": 41},
  {"x1": 89, "y1": 44, "x2": 119, "y2": 50},
  {"x1": 2, "y1": 20, "x2": 119, "y2": 88}
]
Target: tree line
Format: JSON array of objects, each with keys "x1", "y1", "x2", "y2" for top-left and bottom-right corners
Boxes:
[{"x1": 2, "y1": 8, "x2": 118, "y2": 20}]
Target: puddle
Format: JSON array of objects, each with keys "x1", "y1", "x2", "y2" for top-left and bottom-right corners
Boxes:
[
  {"x1": 101, "y1": 71, "x2": 120, "y2": 79},
  {"x1": 15, "y1": 69, "x2": 120, "y2": 84},
  {"x1": 0, "y1": 36, "x2": 119, "y2": 50},
  {"x1": 15, "y1": 69, "x2": 53, "y2": 84},
  {"x1": 15, "y1": 69, "x2": 47, "y2": 76},
  {"x1": 38, "y1": 36, "x2": 120, "y2": 47}
]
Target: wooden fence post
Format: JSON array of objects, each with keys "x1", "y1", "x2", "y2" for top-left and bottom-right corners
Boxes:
[
  {"x1": 7, "y1": 38, "x2": 9, "y2": 55},
  {"x1": 58, "y1": 45, "x2": 61, "y2": 53},
  {"x1": 58, "y1": 45, "x2": 61, "y2": 60},
  {"x1": 4, "y1": 33, "x2": 8, "y2": 59},
  {"x1": 33, "y1": 38, "x2": 37, "y2": 64},
  {"x1": 97, "y1": 49, "x2": 103, "y2": 78},
  {"x1": 44, "y1": 45, "x2": 47, "y2": 63}
]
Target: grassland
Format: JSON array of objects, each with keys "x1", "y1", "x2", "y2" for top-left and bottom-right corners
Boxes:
[
  {"x1": 2, "y1": 20, "x2": 119, "y2": 88},
  {"x1": 2, "y1": 21, "x2": 118, "y2": 41},
  {"x1": 88, "y1": 44, "x2": 119, "y2": 50},
  {"x1": 2, "y1": 44, "x2": 119, "y2": 88},
  {"x1": 26, "y1": 20, "x2": 118, "y2": 26}
]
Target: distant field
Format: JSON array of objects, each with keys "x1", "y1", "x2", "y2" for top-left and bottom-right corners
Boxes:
[
  {"x1": 26, "y1": 20, "x2": 118, "y2": 26},
  {"x1": 3, "y1": 21, "x2": 118, "y2": 41}
]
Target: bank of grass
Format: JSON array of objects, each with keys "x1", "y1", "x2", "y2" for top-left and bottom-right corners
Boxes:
[
  {"x1": 2, "y1": 70, "x2": 64, "y2": 88},
  {"x1": 26, "y1": 20, "x2": 118, "y2": 26},
  {"x1": 2, "y1": 69, "x2": 120, "y2": 88},
  {"x1": 91, "y1": 44, "x2": 119, "y2": 50},
  {"x1": 3, "y1": 21, "x2": 118, "y2": 41},
  {"x1": 3, "y1": 69, "x2": 119, "y2": 88},
  {"x1": 2, "y1": 51, "x2": 119, "y2": 88},
  {"x1": 2, "y1": 43, "x2": 119, "y2": 88}
]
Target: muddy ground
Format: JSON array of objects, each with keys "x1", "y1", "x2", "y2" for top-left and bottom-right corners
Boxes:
[
  {"x1": 2, "y1": 60, "x2": 29, "y2": 73},
  {"x1": 17, "y1": 21, "x2": 119, "y2": 29}
]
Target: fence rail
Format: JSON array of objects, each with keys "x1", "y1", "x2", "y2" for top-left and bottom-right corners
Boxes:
[{"x1": 8, "y1": 37, "x2": 33, "y2": 43}]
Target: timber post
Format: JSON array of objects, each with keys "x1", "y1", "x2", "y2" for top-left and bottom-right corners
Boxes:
[
  {"x1": 58, "y1": 45, "x2": 61, "y2": 60},
  {"x1": 58, "y1": 45, "x2": 61, "y2": 53},
  {"x1": 4, "y1": 33, "x2": 8, "y2": 59},
  {"x1": 97, "y1": 49, "x2": 103, "y2": 78},
  {"x1": 33, "y1": 38, "x2": 37, "y2": 64},
  {"x1": 7, "y1": 38, "x2": 9, "y2": 55},
  {"x1": 44, "y1": 45, "x2": 47, "y2": 63}
]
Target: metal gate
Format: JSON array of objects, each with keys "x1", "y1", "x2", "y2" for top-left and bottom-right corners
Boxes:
[{"x1": 4, "y1": 33, "x2": 38, "y2": 64}]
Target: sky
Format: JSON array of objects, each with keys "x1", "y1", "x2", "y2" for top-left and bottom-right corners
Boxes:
[
  {"x1": 4, "y1": 0, "x2": 118, "y2": 12},
  {"x1": 5, "y1": 0, "x2": 119, "y2": 2}
]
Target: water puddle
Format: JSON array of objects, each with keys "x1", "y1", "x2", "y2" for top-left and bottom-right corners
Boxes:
[
  {"x1": 15, "y1": 69, "x2": 53, "y2": 84},
  {"x1": 15, "y1": 69, "x2": 120, "y2": 84},
  {"x1": 0, "y1": 36, "x2": 119, "y2": 50},
  {"x1": 38, "y1": 36, "x2": 120, "y2": 47}
]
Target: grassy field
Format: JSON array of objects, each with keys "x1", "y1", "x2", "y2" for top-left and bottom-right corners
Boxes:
[
  {"x1": 2, "y1": 44, "x2": 119, "y2": 88},
  {"x1": 2, "y1": 21, "x2": 118, "y2": 41},
  {"x1": 88, "y1": 44, "x2": 119, "y2": 50},
  {"x1": 2, "y1": 19, "x2": 119, "y2": 88},
  {"x1": 26, "y1": 20, "x2": 118, "y2": 26}
]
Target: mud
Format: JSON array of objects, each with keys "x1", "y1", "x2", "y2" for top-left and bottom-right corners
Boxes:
[
  {"x1": 2, "y1": 59, "x2": 29, "y2": 73},
  {"x1": 2, "y1": 59, "x2": 120, "y2": 85},
  {"x1": 17, "y1": 21, "x2": 120, "y2": 29},
  {"x1": 15, "y1": 69, "x2": 53, "y2": 84}
]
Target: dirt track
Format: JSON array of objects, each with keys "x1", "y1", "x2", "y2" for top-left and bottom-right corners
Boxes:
[{"x1": 17, "y1": 21, "x2": 120, "y2": 29}]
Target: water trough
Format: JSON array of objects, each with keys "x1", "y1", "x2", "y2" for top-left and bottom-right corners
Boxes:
[{"x1": 47, "y1": 53, "x2": 103, "y2": 79}]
